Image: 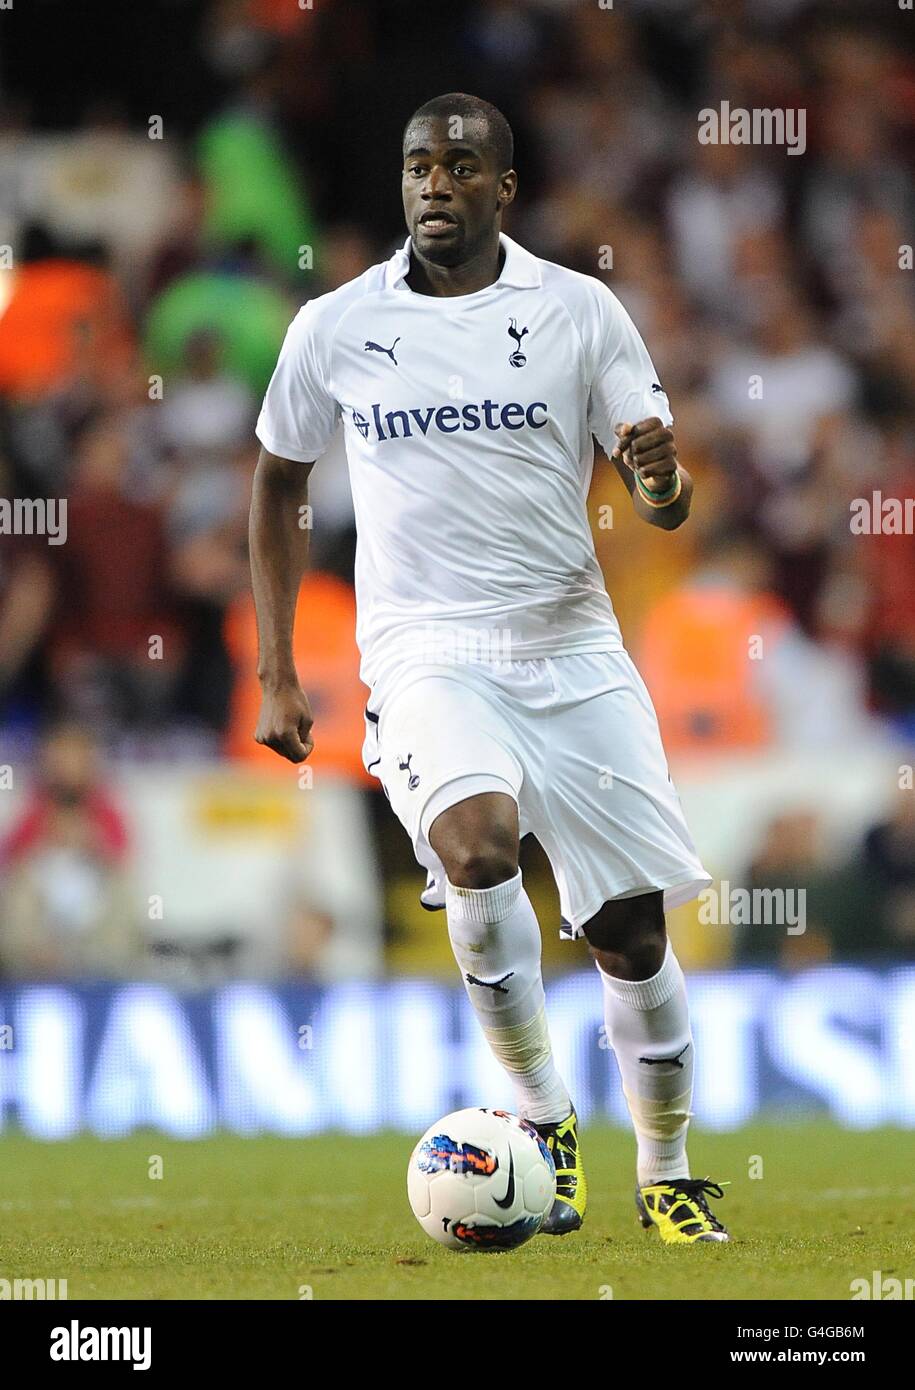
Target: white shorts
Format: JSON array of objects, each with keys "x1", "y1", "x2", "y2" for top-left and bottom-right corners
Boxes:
[{"x1": 361, "y1": 650, "x2": 711, "y2": 937}]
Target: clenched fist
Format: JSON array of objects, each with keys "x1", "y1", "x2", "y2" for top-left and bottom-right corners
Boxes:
[
  {"x1": 255, "y1": 681, "x2": 315, "y2": 763},
  {"x1": 611, "y1": 417, "x2": 679, "y2": 493}
]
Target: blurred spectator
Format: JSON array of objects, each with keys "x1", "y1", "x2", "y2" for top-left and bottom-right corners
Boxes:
[
  {"x1": 0, "y1": 534, "x2": 54, "y2": 718},
  {"x1": 667, "y1": 141, "x2": 785, "y2": 321},
  {"x1": 225, "y1": 568, "x2": 366, "y2": 783},
  {"x1": 225, "y1": 567, "x2": 384, "y2": 978},
  {"x1": 48, "y1": 415, "x2": 185, "y2": 733},
  {"x1": 0, "y1": 224, "x2": 135, "y2": 408},
  {"x1": 858, "y1": 433, "x2": 915, "y2": 733},
  {"x1": 0, "y1": 723, "x2": 140, "y2": 978},
  {"x1": 733, "y1": 810, "x2": 842, "y2": 967},
  {"x1": 144, "y1": 176, "x2": 213, "y2": 302},
  {"x1": 801, "y1": 96, "x2": 913, "y2": 276},
  {"x1": 842, "y1": 792, "x2": 915, "y2": 960},
  {"x1": 315, "y1": 223, "x2": 376, "y2": 293},
  {"x1": 637, "y1": 533, "x2": 792, "y2": 753},
  {"x1": 158, "y1": 327, "x2": 256, "y2": 476},
  {"x1": 23, "y1": 110, "x2": 182, "y2": 298},
  {"x1": 735, "y1": 793, "x2": 915, "y2": 966},
  {"x1": 168, "y1": 443, "x2": 254, "y2": 734},
  {"x1": 195, "y1": 105, "x2": 319, "y2": 277},
  {"x1": 144, "y1": 262, "x2": 293, "y2": 397},
  {"x1": 708, "y1": 285, "x2": 856, "y2": 484}
]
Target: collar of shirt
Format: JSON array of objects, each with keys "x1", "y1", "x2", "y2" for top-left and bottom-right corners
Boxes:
[{"x1": 382, "y1": 232, "x2": 542, "y2": 293}]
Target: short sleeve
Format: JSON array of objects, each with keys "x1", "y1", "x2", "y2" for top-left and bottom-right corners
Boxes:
[
  {"x1": 255, "y1": 302, "x2": 340, "y2": 463},
  {"x1": 586, "y1": 284, "x2": 672, "y2": 458}
]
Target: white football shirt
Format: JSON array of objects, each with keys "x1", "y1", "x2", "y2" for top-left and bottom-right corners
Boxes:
[{"x1": 256, "y1": 233, "x2": 672, "y2": 700}]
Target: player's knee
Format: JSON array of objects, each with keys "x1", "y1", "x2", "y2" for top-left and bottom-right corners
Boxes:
[
  {"x1": 430, "y1": 793, "x2": 519, "y2": 888},
  {"x1": 582, "y1": 891, "x2": 666, "y2": 980},
  {"x1": 442, "y1": 833, "x2": 519, "y2": 889}
]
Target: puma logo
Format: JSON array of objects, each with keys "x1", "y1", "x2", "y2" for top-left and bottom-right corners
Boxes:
[
  {"x1": 364, "y1": 336, "x2": 401, "y2": 366},
  {"x1": 465, "y1": 971, "x2": 514, "y2": 994},
  {"x1": 639, "y1": 1043, "x2": 691, "y2": 1070}
]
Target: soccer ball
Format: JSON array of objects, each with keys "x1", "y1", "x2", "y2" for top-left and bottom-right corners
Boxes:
[{"x1": 407, "y1": 1107, "x2": 556, "y2": 1251}]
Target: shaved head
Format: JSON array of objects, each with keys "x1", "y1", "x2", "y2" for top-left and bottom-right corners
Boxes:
[{"x1": 404, "y1": 92, "x2": 514, "y2": 173}]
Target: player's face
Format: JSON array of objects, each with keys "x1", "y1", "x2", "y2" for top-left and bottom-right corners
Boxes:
[{"x1": 402, "y1": 117, "x2": 515, "y2": 267}]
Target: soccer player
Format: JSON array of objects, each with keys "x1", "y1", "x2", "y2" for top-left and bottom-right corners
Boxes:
[{"x1": 251, "y1": 93, "x2": 729, "y2": 1243}]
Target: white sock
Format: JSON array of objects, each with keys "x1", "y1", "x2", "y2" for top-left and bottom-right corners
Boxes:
[
  {"x1": 446, "y1": 868, "x2": 571, "y2": 1126},
  {"x1": 597, "y1": 941, "x2": 693, "y2": 1185}
]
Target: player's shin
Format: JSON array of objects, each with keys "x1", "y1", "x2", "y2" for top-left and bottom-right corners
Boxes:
[
  {"x1": 596, "y1": 941, "x2": 693, "y2": 1184},
  {"x1": 445, "y1": 869, "x2": 571, "y2": 1126}
]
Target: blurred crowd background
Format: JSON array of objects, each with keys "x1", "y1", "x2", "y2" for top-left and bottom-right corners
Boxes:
[{"x1": 0, "y1": 0, "x2": 913, "y2": 985}]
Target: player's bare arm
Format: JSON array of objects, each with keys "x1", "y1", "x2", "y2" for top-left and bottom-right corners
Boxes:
[
  {"x1": 610, "y1": 416, "x2": 693, "y2": 531},
  {"x1": 249, "y1": 446, "x2": 316, "y2": 763}
]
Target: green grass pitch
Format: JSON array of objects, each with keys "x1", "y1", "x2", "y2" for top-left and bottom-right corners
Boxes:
[{"x1": 1, "y1": 1124, "x2": 913, "y2": 1300}]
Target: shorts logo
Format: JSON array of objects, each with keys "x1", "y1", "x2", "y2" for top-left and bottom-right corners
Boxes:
[
  {"x1": 508, "y1": 317, "x2": 529, "y2": 367},
  {"x1": 398, "y1": 753, "x2": 420, "y2": 790}
]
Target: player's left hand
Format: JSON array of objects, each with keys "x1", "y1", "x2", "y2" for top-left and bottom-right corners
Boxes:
[{"x1": 611, "y1": 418, "x2": 678, "y2": 492}]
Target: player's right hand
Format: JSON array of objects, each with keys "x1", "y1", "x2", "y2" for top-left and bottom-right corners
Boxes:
[{"x1": 254, "y1": 682, "x2": 315, "y2": 763}]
